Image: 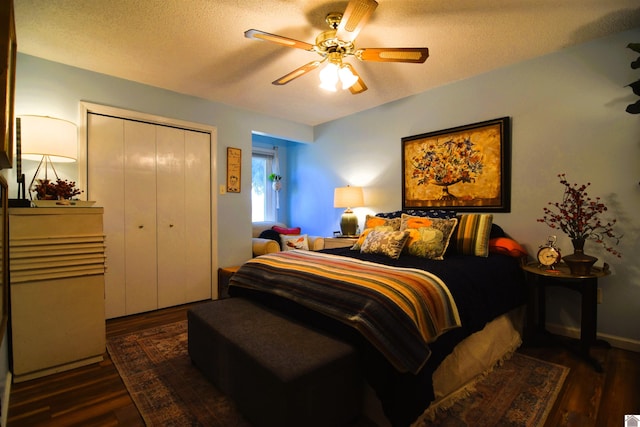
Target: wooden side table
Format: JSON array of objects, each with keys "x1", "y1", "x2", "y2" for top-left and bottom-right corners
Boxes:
[
  {"x1": 323, "y1": 236, "x2": 358, "y2": 249},
  {"x1": 218, "y1": 265, "x2": 241, "y2": 299},
  {"x1": 522, "y1": 262, "x2": 611, "y2": 372}
]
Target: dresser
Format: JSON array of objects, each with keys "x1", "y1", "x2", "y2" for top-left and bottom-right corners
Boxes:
[{"x1": 9, "y1": 207, "x2": 106, "y2": 382}]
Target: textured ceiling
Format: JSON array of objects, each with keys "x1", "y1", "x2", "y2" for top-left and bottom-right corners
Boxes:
[{"x1": 13, "y1": 0, "x2": 640, "y2": 126}]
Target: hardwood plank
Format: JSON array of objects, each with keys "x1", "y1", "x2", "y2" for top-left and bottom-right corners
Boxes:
[{"x1": 8, "y1": 301, "x2": 640, "y2": 426}]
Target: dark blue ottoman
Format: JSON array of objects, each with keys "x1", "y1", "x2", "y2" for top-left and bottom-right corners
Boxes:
[{"x1": 188, "y1": 298, "x2": 363, "y2": 427}]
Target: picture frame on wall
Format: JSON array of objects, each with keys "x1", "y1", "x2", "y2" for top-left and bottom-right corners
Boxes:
[
  {"x1": 226, "y1": 147, "x2": 241, "y2": 193},
  {"x1": 402, "y1": 117, "x2": 511, "y2": 212},
  {"x1": 0, "y1": 0, "x2": 17, "y2": 169}
]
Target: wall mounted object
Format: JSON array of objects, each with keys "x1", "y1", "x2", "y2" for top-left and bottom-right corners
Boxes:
[
  {"x1": 402, "y1": 117, "x2": 511, "y2": 212},
  {"x1": 0, "y1": 0, "x2": 16, "y2": 169},
  {"x1": 227, "y1": 147, "x2": 241, "y2": 193}
]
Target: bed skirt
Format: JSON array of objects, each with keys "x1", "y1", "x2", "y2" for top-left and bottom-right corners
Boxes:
[{"x1": 362, "y1": 306, "x2": 525, "y2": 426}]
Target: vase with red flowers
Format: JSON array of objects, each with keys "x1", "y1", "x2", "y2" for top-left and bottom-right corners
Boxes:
[
  {"x1": 33, "y1": 178, "x2": 83, "y2": 201},
  {"x1": 538, "y1": 174, "x2": 622, "y2": 275}
]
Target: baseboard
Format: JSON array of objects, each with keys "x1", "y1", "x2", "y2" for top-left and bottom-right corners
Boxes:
[
  {"x1": 546, "y1": 323, "x2": 640, "y2": 353},
  {"x1": 1, "y1": 371, "x2": 11, "y2": 427}
]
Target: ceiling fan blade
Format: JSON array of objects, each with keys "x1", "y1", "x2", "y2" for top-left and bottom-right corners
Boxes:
[
  {"x1": 336, "y1": 0, "x2": 378, "y2": 42},
  {"x1": 272, "y1": 60, "x2": 322, "y2": 85},
  {"x1": 344, "y1": 63, "x2": 368, "y2": 94},
  {"x1": 245, "y1": 29, "x2": 315, "y2": 51},
  {"x1": 356, "y1": 47, "x2": 429, "y2": 63}
]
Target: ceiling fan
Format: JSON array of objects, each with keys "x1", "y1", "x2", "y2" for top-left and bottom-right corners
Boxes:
[{"x1": 245, "y1": 0, "x2": 429, "y2": 94}]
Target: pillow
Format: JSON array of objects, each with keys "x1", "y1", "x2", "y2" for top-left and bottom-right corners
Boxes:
[
  {"x1": 351, "y1": 215, "x2": 402, "y2": 250},
  {"x1": 258, "y1": 229, "x2": 282, "y2": 249},
  {"x1": 375, "y1": 209, "x2": 457, "y2": 219},
  {"x1": 272, "y1": 225, "x2": 301, "y2": 235},
  {"x1": 403, "y1": 209, "x2": 457, "y2": 219},
  {"x1": 452, "y1": 214, "x2": 493, "y2": 257},
  {"x1": 364, "y1": 215, "x2": 401, "y2": 231},
  {"x1": 399, "y1": 214, "x2": 457, "y2": 260},
  {"x1": 489, "y1": 237, "x2": 528, "y2": 258},
  {"x1": 360, "y1": 230, "x2": 410, "y2": 259},
  {"x1": 280, "y1": 234, "x2": 309, "y2": 251},
  {"x1": 490, "y1": 223, "x2": 506, "y2": 239}
]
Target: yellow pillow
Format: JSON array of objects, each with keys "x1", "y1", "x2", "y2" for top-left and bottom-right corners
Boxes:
[{"x1": 400, "y1": 214, "x2": 458, "y2": 260}]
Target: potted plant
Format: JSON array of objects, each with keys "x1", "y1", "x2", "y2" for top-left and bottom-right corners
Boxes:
[
  {"x1": 33, "y1": 178, "x2": 83, "y2": 200},
  {"x1": 268, "y1": 173, "x2": 282, "y2": 191},
  {"x1": 537, "y1": 174, "x2": 622, "y2": 274}
]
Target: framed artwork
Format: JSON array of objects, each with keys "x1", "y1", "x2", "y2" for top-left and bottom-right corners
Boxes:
[
  {"x1": 0, "y1": 175, "x2": 7, "y2": 348},
  {"x1": 226, "y1": 147, "x2": 241, "y2": 193},
  {"x1": 402, "y1": 117, "x2": 511, "y2": 212},
  {"x1": 0, "y1": 0, "x2": 17, "y2": 169}
]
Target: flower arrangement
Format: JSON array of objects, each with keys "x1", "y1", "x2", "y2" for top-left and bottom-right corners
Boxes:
[
  {"x1": 411, "y1": 137, "x2": 483, "y2": 188},
  {"x1": 268, "y1": 173, "x2": 282, "y2": 182},
  {"x1": 537, "y1": 174, "x2": 622, "y2": 257},
  {"x1": 33, "y1": 178, "x2": 83, "y2": 200}
]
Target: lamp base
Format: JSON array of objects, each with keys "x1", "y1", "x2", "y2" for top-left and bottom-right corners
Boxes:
[{"x1": 340, "y1": 210, "x2": 359, "y2": 236}]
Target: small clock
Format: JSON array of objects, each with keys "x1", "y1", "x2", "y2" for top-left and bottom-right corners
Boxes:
[{"x1": 537, "y1": 235, "x2": 561, "y2": 269}]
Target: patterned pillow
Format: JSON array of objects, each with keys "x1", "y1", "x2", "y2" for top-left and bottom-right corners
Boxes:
[
  {"x1": 376, "y1": 209, "x2": 456, "y2": 219},
  {"x1": 351, "y1": 215, "x2": 402, "y2": 250},
  {"x1": 280, "y1": 234, "x2": 309, "y2": 251},
  {"x1": 360, "y1": 230, "x2": 410, "y2": 259},
  {"x1": 400, "y1": 214, "x2": 458, "y2": 260},
  {"x1": 452, "y1": 214, "x2": 493, "y2": 257}
]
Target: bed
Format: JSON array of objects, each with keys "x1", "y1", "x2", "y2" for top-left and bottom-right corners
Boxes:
[{"x1": 227, "y1": 212, "x2": 528, "y2": 426}]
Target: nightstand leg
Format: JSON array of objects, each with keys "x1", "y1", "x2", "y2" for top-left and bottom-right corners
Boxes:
[{"x1": 580, "y1": 278, "x2": 609, "y2": 372}]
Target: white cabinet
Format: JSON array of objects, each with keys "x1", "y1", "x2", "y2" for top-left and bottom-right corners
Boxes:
[
  {"x1": 9, "y1": 207, "x2": 106, "y2": 382},
  {"x1": 88, "y1": 114, "x2": 211, "y2": 318}
]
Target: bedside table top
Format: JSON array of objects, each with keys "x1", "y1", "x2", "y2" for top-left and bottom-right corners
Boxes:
[{"x1": 522, "y1": 262, "x2": 610, "y2": 279}]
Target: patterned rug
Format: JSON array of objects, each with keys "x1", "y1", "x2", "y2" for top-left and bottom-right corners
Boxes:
[
  {"x1": 428, "y1": 353, "x2": 569, "y2": 427},
  {"x1": 107, "y1": 321, "x2": 568, "y2": 427}
]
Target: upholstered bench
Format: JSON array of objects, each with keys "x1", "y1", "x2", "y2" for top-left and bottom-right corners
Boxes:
[{"x1": 187, "y1": 298, "x2": 363, "y2": 427}]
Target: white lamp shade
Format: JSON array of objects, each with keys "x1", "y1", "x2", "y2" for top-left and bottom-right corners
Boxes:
[
  {"x1": 334, "y1": 186, "x2": 364, "y2": 208},
  {"x1": 19, "y1": 115, "x2": 78, "y2": 163}
]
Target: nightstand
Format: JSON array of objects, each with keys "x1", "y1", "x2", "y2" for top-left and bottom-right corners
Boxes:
[
  {"x1": 323, "y1": 236, "x2": 358, "y2": 249},
  {"x1": 218, "y1": 265, "x2": 241, "y2": 299},
  {"x1": 522, "y1": 262, "x2": 611, "y2": 372}
]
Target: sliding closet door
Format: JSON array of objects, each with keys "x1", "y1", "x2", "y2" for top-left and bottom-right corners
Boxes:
[
  {"x1": 87, "y1": 114, "x2": 126, "y2": 318},
  {"x1": 123, "y1": 120, "x2": 158, "y2": 315},
  {"x1": 156, "y1": 126, "x2": 187, "y2": 308},
  {"x1": 184, "y1": 130, "x2": 211, "y2": 302}
]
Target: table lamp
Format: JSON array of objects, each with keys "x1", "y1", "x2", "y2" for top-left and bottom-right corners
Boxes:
[
  {"x1": 19, "y1": 115, "x2": 77, "y2": 200},
  {"x1": 334, "y1": 185, "x2": 364, "y2": 236}
]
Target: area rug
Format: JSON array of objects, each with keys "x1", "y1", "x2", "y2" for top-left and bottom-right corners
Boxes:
[
  {"x1": 107, "y1": 321, "x2": 249, "y2": 426},
  {"x1": 107, "y1": 321, "x2": 568, "y2": 427},
  {"x1": 427, "y1": 352, "x2": 569, "y2": 427}
]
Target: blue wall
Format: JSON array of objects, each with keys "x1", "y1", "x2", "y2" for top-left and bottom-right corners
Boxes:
[{"x1": 288, "y1": 28, "x2": 640, "y2": 349}]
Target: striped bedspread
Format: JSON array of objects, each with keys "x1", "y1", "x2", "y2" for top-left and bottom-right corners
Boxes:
[{"x1": 229, "y1": 250, "x2": 461, "y2": 374}]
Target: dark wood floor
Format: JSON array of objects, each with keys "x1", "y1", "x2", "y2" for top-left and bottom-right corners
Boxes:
[{"x1": 7, "y1": 301, "x2": 640, "y2": 426}]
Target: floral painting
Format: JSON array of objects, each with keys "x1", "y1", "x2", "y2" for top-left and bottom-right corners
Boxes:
[{"x1": 402, "y1": 117, "x2": 511, "y2": 212}]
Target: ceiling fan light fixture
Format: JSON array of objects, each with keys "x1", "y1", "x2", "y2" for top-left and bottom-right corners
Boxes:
[
  {"x1": 319, "y1": 61, "x2": 339, "y2": 91},
  {"x1": 339, "y1": 64, "x2": 358, "y2": 89}
]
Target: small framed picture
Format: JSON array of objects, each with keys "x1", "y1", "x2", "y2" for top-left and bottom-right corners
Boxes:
[{"x1": 226, "y1": 147, "x2": 241, "y2": 193}]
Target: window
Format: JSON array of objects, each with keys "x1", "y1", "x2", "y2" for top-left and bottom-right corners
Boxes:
[{"x1": 252, "y1": 148, "x2": 277, "y2": 222}]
